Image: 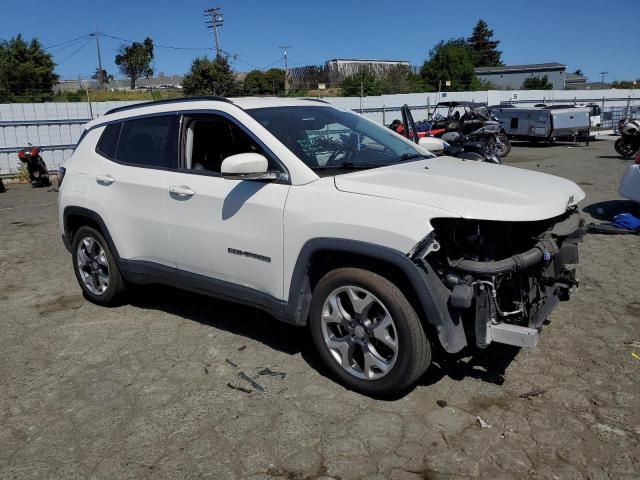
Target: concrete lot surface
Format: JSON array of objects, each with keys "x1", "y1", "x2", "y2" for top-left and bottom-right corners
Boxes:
[{"x1": 1, "y1": 138, "x2": 639, "y2": 479}]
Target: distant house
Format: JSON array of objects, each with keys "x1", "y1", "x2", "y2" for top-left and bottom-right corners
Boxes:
[
  {"x1": 475, "y1": 63, "x2": 567, "y2": 89},
  {"x1": 565, "y1": 73, "x2": 588, "y2": 88},
  {"x1": 289, "y1": 58, "x2": 410, "y2": 89}
]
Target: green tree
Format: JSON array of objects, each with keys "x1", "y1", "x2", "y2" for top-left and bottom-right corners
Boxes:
[
  {"x1": 0, "y1": 35, "x2": 58, "y2": 102},
  {"x1": 182, "y1": 55, "x2": 237, "y2": 97},
  {"x1": 115, "y1": 37, "x2": 154, "y2": 90},
  {"x1": 91, "y1": 68, "x2": 114, "y2": 84},
  {"x1": 467, "y1": 19, "x2": 502, "y2": 67},
  {"x1": 243, "y1": 69, "x2": 265, "y2": 95},
  {"x1": 340, "y1": 70, "x2": 383, "y2": 96},
  {"x1": 420, "y1": 39, "x2": 479, "y2": 91},
  {"x1": 263, "y1": 68, "x2": 286, "y2": 94},
  {"x1": 572, "y1": 69, "x2": 583, "y2": 76},
  {"x1": 611, "y1": 79, "x2": 639, "y2": 89},
  {"x1": 522, "y1": 75, "x2": 553, "y2": 90}
]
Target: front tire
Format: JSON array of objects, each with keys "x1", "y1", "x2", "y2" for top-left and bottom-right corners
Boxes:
[
  {"x1": 309, "y1": 268, "x2": 431, "y2": 395},
  {"x1": 72, "y1": 226, "x2": 126, "y2": 306},
  {"x1": 614, "y1": 137, "x2": 637, "y2": 158}
]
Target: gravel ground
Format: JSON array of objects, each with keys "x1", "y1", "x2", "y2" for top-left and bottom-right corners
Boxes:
[{"x1": 1, "y1": 138, "x2": 639, "y2": 480}]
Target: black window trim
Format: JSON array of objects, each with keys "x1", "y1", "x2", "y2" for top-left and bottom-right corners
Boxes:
[
  {"x1": 93, "y1": 112, "x2": 180, "y2": 172},
  {"x1": 89, "y1": 109, "x2": 291, "y2": 183}
]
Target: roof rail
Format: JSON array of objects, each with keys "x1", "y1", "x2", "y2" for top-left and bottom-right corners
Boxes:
[
  {"x1": 301, "y1": 98, "x2": 330, "y2": 104},
  {"x1": 105, "y1": 96, "x2": 233, "y2": 115}
]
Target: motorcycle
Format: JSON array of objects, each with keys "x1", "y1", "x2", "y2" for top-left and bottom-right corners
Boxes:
[
  {"x1": 393, "y1": 105, "x2": 501, "y2": 164},
  {"x1": 18, "y1": 146, "x2": 50, "y2": 188},
  {"x1": 615, "y1": 119, "x2": 640, "y2": 158},
  {"x1": 440, "y1": 130, "x2": 501, "y2": 164},
  {"x1": 429, "y1": 101, "x2": 511, "y2": 157}
]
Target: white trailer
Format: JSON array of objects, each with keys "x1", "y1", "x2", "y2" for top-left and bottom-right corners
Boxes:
[{"x1": 491, "y1": 106, "x2": 591, "y2": 142}]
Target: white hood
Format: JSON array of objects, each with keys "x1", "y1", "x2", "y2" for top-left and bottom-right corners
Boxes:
[{"x1": 333, "y1": 157, "x2": 585, "y2": 221}]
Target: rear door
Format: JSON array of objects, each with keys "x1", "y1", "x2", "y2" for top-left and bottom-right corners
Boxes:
[{"x1": 86, "y1": 114, "x2": 178, "y2": 266}]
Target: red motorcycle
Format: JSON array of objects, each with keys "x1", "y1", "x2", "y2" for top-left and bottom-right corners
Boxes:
[{"x1": 18, "y1": 146, "x2": 50, "y2": 188}]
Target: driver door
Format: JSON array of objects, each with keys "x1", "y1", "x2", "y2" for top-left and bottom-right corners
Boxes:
[{"x1": 162, "y1": 112, "x2": 290, "y2": 300}]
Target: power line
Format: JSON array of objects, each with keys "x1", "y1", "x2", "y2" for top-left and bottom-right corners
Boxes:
[
  {"x1": 45, "y1": 33, "x2": 93, "y2": 50},
  {"x1": 99, "y1": 32, "x2": 209, "y2": 51},
  {"x1": 55, "y1": 36, "x2": 94, "y2": 66}
]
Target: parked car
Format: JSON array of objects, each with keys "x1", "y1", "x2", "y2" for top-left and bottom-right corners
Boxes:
[
  {"x1": 619, "y1": 152, "x2": 640, "y2": 203},
  {"x1": 59, "y1": 96, "x2": 585, "y2": 395}
]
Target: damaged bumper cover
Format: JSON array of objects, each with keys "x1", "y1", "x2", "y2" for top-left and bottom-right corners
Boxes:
[{"x1": 410, "y1": 210, "x2": 584, "y2": 351}]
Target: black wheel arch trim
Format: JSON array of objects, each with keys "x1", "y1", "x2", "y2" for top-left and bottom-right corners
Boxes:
[
  {"x1": 286, "y1": 238, "x2": 467, "y2": 353},
  {"x1": 63, "y1": 206, "x2": 122, "y2": 259}
]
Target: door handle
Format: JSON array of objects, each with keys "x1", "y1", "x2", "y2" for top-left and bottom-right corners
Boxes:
[
  {"x1": 96, "y1": 174, "x2": 115, "y2": 186},
  {"x1": 169, "y1": 185, "x2": 196, "y2": 198}
]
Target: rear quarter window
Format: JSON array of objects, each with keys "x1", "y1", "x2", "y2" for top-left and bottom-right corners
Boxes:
[{"x1": 95, "y1": 123, "x2": 122, "y2": 160}]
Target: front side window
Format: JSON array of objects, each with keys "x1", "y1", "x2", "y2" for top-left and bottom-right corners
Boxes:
[
  {"x1": 184, "y1": 115, "x2": 267, "y2": 174},
  {"x1": 247, "y1": 106, "x2": 432, "y2": 174}
]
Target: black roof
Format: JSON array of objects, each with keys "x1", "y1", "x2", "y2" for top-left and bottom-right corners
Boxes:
[
  {"x1": 475, "y1": 62, "x2": 566, "y2": 74},
  {"x1": 105, "y1": 96, "x2": 232, "y2": 115}
]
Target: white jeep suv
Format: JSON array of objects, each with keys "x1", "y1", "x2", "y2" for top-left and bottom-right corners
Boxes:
[{"x1": 59, "y1": 97, "x2": 585, "y2": 395}]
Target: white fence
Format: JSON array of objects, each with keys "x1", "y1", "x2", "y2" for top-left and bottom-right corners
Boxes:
[{"x1": 1, "y1": 89, "x2": 639, "y2": 175}]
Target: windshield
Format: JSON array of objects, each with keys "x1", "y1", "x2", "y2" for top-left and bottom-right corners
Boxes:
[{"x1": 247, "y1": 106, "x2": 432, "y2": 174}]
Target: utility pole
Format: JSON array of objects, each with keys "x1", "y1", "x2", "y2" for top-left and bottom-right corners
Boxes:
[
  {"x1": 599, "y1": 71, "x2": 608, "y2": 86},
  {"x1": 204, "y1": 7, "x2": 224, "y2": 58},
  {"x1": 279, "y1": 45, "x2": 291, "y2": 95},
  {"x1": 94, "y1": 27, "x2": 104, "y2": 89}
]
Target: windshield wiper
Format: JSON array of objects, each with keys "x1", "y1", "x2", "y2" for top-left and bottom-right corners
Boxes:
[
  {"x1": 396, "y1": 153, "x2": 430, "y2": 162},
  {"x1": 312, "y1": 162, "x2": 388, "y2": 170}
]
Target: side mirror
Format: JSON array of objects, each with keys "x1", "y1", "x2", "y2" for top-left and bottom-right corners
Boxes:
[
  {"x1": 221, "y1": 153, "x2": 274, "y2": 180},
  {"x1": 418, "y1": 136, "x2": 446, "y2": 155}
]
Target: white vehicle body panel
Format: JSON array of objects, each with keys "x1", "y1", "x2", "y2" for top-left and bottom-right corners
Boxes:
[
  {"x1": 619, "y1": 163, "x2": 640, "y2": 203},
  {"x1": 282, "y1": 177, "x2": 458, "y2": 298},
  {"x1": 163, "y1": 171, "x2": 290, "y2": 299},
  {"x1": 334, "y1": 157, "x2": 584, "y2": 221},
  {"x1": 83, "y1": 126, "x2": 174, "y2": 265}
]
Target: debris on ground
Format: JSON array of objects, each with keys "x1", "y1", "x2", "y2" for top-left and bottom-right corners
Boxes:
[
  {"x1": 632, "y1": 352, "x2": 640, "y2": 361},
  {"x1": 225, "y1": 359, "x2": 238, "y2": 368},
  {"x1": 238, "y1": 345, "x2": 247, "y2": 351},
  {"x1": 436, "y1": 400, "x2": 448, "y2": 408},
  {"x1": 257, "y1": 368, "x2": 286, "y2": 380},
  {"x1": 239, "y1": 372, "x2": 265, "y2": 392},
  {"x1": 226, "y1": 383, "x2": 251, "y2": 394},
  {"x1": 203, "y1": 366, "x2": 209, "y2": 374},
  {"x1": 519, "y1": 389, "x2": 547, "y2": 399},
  {"x1": 476, "y1": 416, "x2": 492, "y2": 429}
]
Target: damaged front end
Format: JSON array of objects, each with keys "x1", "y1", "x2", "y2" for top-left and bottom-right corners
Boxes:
[{"x1": 410, "y1": 209, "x2": 584, "y2": 350}]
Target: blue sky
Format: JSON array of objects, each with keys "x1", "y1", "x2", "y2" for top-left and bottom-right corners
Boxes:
[{"x1": 1, "y1": 0, "x2": 639, "y2": 82}]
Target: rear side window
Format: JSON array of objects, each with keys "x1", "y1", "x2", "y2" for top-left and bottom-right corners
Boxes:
[
  {"x1": 94, "y1": 115, "x2": 177, "y2": 168},
  {"x1": 96, "y1": 123, "x2": 121, "y2": 159},
  {"x1": 116, "y1": 116, "x2": 176, "y2": 168}
]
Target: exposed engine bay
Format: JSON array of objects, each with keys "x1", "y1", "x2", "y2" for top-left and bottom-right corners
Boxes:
[{"x1": 411, "y1": 209, "x2": 584, "y2": 349}]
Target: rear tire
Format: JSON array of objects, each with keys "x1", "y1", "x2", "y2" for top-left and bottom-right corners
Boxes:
[
  {"x1": 309, "y1": 268, "x2": 431, "y2": 395},
  {"x1": 72, "y1": 226, "x2": 126, "y2": 306}
]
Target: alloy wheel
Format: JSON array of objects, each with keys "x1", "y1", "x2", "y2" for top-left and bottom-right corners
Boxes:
[
  {"x1": 76, "y1": 236, "x2": 109, "y2": 295},
  {"x1": 320, "y1": 285, "x2": 398, "y2": 380}
]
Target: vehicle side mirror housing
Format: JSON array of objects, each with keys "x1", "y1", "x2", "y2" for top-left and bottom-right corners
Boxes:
[
  {"x1": 221, "y1": 153, "x2": 271, "y2": 180},
  {"x1": 418, "y1": 136, "x2": 446, "y2": 155}
]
